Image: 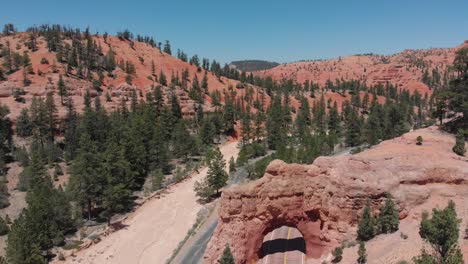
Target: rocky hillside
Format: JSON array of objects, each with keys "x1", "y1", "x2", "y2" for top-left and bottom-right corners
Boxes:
[
  {"x1": 0, "y1": 31, "x2": 268, "y2": 121},
  {"x1": 204, "y1": 126, "x2": 468, "y2": 263},
  {"x1": 255, "y1": 41, "x2": 468, "y2": 95}
]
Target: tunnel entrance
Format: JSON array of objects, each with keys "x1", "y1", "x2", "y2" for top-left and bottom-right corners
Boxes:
[{"x1": 259, "y1": 226, "x2": 306, "y2": 264}]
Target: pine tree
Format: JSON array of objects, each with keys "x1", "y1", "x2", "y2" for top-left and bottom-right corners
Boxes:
[
  {"x1": 44, "y1": 93, "x2": 58, "y2": 141},
  {"x1": 444, "y1": 47, "x2": 468, "y2": 121},
  {"x1": 16, "y1": 108, "x2": 32, "y2": 137},
  {"x1": 364, "y1": 105, "x2": 382, "y2": 146},
  {"x1": 223, "y1": 96, "x2": 236, "y2": 134},
  {"x1": 218, "y1": 244, "x2": 235, "y2": 264},
  {"x1": 7, "y1": 149, "x2": 73, "y2": 264},
  {"x1": 0, "y1": 104, "x2": 12, "y2": 158},
  {"x1": 149, "y1": 123, "x2": 171, "y2": 174},
  {"x1": 57, "y1": 74, "x2": 67, "y2": 105},
  {"x1": 240, "y1": 110, "x2": 252, "y2": 145},
  {"x1": 159, "y1": 70, "x2": 167, "y2": 86},
  {"x1": 357, "y1": 241, "x2": 367, "y2": 264},
  {"x1": 266, "y1": 96, "x2": 287, "y2": 150},
  {"x1": 331, "y1": 246, "x2": 343, "y2": 263},
  {"x1": 151, "y1": 169, "x2": 164, "y2": 191},
  {"x1": 105, "y1": 47, "x2": 116, "y2": 72},
  {"x1": 453, "y1": 130, "x2": 466, "y2": 156},
  {"x1": 201, "y1": 72, "x2": 209, "y2": 94},
  {"x1": 172, "y1": 121, "x2": 195, "y2": 159},
  {"x1": 200, "y1": 118, "x2": 216, "y2": 145},
  {"x1": 328, "y1": 102, "x2": 341, "y2": 135},
  {"x1": 63, "y1": 99, "x2": 79, "y2": 160},
  {"x1": 0, "y1": 176, "x2": 9, "y2": 208},
  {"x1": 357, "y1": 201, "x2": 376, "y2": 241},
  {"x1": 206, "y1": 147, "x2": 228, "y2": 194},
  {"x1": 0, "y1": 216, "x2": 9, "y2": 236},
  {"x1": 68, "y1": 133, "x2": 105, "y2": 220},
  {"x1": 295, "y1": 97, "x2": 311, "y2": 140},
  {"x1": 345, "y1": 109, "x2": 362, "y2": 147},
  {"x1": 417, "y1": 201, "x2": 463, "y2": 263},
  {"x1": 102, "y1": 143, "x2": 135, "y2": 224},
  {"x1": 163, "y1": 40, "x2": 172, "y2": 55},
  {"x1": 229, "y1": 157, "x2": 236, "y2": 174},
  {"x1": 22, "y1": 51, "x2": 31, "y2": 67},
  {"x1": 171, "y1": 93, "x2": 183, "y2": 120},
  {"x1": 377, "y1": 194, "x2": 399, "y2": 234}
]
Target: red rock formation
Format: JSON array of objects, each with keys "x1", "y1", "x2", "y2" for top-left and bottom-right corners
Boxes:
[
  {"x1": 0, "y1": 33, "x2": 269, "y2": 121},
  {"x1": 203, "y1": 126, "x2": 468, "y2": 263},
  {"x1": 255, "y1": 44, "x2": 468, "y2": 96}
]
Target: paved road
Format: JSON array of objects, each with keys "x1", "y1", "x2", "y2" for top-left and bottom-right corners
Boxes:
[
  {"x1": 172, "y1": 150, "x2": 350, "y2": 264},
  {"x1": 259, "y1": 226, "x2": 305, "y2": 264},
  {"x1": 172, "y1": 161, "x2": 258, "y2": 264}
]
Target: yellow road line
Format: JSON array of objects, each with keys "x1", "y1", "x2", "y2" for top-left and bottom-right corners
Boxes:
[{"x1": 283, "y1": 227, "x2": 292, "y2": 264}]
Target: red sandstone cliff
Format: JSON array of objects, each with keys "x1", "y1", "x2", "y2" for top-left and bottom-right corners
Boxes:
[{"x1": 204, "y1": 126, "x2": 468, "y2": 263}]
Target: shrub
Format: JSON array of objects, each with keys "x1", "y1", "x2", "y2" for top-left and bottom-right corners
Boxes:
[
  {"x1": 26, "y1": 65, "x2": 34, "y2": 74},
  {"x1": 0, "y1": 216, "x2": 9, "y2": 235},
  {"x1": 54, "y1": 163, "x2": 64, "y2": 176},
  {"x1": 416, "y1": 136, "x2": 423, "y2": 145},
  {"x1": 105, "y1": 92, "x2": 112, "y2": 102},
  {"x1": 465, "y1": 224, "x2": 468, "y2": 239},
  {"x1": 453, "y1": 130, "x2": 466, "y2": 156},
  {"x1": 357, "y1": 241, "x2": 367, "y2": 264},
  {"x1": 331, "y1": 247, "x2": 343, "y2": 263},
  {"x1": 40, "y1": 57, "x2": 49, "y2": 64},
  {"x1": 400, "y1": 232, "x2": 408, "y2": 240}
]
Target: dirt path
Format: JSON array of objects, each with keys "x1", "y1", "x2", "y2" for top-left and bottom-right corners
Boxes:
[{"x1": 65, "y1": 141, "x2": 239, "y2": 264}]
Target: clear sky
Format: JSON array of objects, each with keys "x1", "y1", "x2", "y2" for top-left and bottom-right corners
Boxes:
[{"x1": 1, "y1": 0, "x2": 467, "y2": 63}]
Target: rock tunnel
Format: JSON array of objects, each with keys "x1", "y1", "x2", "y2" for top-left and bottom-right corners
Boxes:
[
  {"x1": 247, "y1": 212, "x2": 324, "y2": 262},
  {"x1": 203, "y1": 137, "x2": 468, "y2": 263}
]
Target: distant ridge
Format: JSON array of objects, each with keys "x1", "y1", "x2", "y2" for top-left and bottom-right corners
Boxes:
[{"x1": 230, "y1": 60, "x2": 279, "y2": 72}]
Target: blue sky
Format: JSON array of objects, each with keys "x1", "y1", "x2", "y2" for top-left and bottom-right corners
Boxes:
[{"x1": 1, "y1": 0, "x2": 467, "y2": 63}]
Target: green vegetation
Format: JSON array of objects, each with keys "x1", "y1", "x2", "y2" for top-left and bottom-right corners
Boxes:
[
  {"x1": 358, "y1": 195, "x2": 399, "y2": 241},
  {"x1": 416, "y1": 136, "x2": 423, "y2": 145},
  {"x1": 378, "y1": 195, "x2": 400, "y2": 234},
  {"x1": 0, "y1": 216, "x2": 9, "y2": 236},
  {"x1": 452, "y1": 130, "x2": 466, "y2": 156},
  {"x1": 414, "y1": 201, "x2": 464, "y2": 263},
  {"x1": 6, "y1": 152, "x2": 74, "y2": 264},
  {"x1": 357, "y1": 241, "x2": 367, "y2": 264},
  {"x1": 219, "y1": 244, "x2": 235, "y2": 264},
  {"x1": 230, "y1": 60, "x2": 279, "y2": 72},
  {"x1": 435, "y1": 47, "x2": 468, "y2": 133},
  {"x1": 357, "y1": 201, "x2": 376, "y2": 241},
  {"x1": 331, "y1": 246, "x2": 343, "y2": 263},
  {"x1": 194, "y1": 147, "x2": 228, "y2": 202},
  {"x1": 4, "y1": 83, "x2": 236, "y2": 262}
]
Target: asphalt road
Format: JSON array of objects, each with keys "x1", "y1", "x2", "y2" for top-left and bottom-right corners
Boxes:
[
  {"x1": 259, "y1": 226, "x2": 305, "y2": 264},
  {"x1": 172, "y1": 164, "x2": 252, "y2": 264},
  {"x1": 173, "y1": 213, "x2": 218, "y2": 264}
]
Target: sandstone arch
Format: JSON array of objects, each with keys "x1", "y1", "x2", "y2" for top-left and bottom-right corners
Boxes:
[
  {"x1": 204, "y1": 128, "x2": 468, "y2": 263},
  {"x1": 246, "y1": 211, "x2": 324, "y2": 261}
]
